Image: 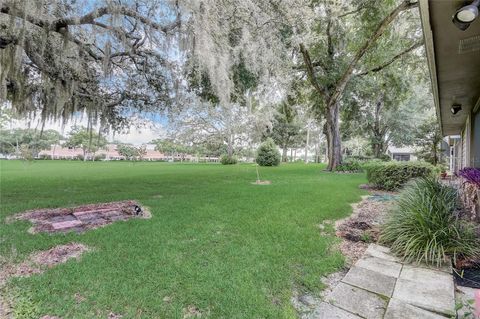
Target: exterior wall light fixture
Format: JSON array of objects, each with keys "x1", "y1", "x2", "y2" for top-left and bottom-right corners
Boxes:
[
  {"x1": 451, "y1": 103, "x2": 463, "y2": 114},
  {"x1": 453, "y1": 0, "x2": 480, "y2": 30}
]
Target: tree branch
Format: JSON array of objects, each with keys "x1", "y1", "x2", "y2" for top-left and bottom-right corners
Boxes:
[
  {"x1": 355, "y1": 41, "x2": 423, "y2": 77},
  {"x1": 54, "y1": 6, "x2": 180, "y2": 34},
  {"x1": 327, "y1": 0, "x2": 419, "y2": 108},
  {"x1": 1, "y1": 3, "x2": 180, "y2": 34},
  {"x1": 299, "y1": 43, "x2": 326, "y2": 99},
  {"x1": 338, "y1": 6, "x2": 366, "y2": 18}
]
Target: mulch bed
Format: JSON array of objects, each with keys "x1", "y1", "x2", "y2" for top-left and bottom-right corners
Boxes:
[
  {"x1": 335, "y1": 188, "x2": 397, "y2": 264},
  {"x1": 9, "y1": 200, "x2": 150, "y2": 234},
  {"x1": 453, "y1": 267, "x2": 480, "y2": 289},
  {"x1": 453, "y1": 257, "x2": 480, "y2": 288}
]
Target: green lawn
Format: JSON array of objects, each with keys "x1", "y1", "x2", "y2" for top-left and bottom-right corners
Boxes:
[{"x1": 0, "y1": 161, "x2": 366, "y2": 318}]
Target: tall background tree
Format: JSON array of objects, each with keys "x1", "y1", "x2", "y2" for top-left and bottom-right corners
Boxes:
[
  {"x1": 267, "y1": 97, "x2": 303, "y2": 162},
  {"x1": 0, "y1": 128, "x2": 61, "y2": 157},
  {"x1": 1, "y1": 0, "x2": 181, "y2": 130},
  {"x1": 341, "y1": 68, "x2": 426, "y2": 158},
  {"x1": 297, "y1": 0, "x2": 423, "y2": 169},
  {"x1": 63, "y1": 126, "x2": 107, "y2": 160},
  {"x1": 415, "y1": 116, "x2": 443, "y2": 165}
]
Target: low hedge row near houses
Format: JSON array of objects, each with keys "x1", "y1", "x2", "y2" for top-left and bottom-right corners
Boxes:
[{"x1": 365, "y1": 161, "x2": 437, "y2": 191}]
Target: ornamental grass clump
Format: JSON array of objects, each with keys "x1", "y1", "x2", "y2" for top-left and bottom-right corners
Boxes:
[{"x1": 380, "y1": 177, "x2": 480, "y2": 266}]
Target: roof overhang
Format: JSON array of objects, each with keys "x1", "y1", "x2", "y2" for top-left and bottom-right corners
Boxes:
[{"x1": 419, "y1": 0, "x2": 480, "y2": 136}]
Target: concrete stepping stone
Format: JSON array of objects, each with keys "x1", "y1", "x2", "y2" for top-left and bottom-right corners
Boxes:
[
  {"x1": 309, "y1": 302, "x2": 361, "y2": 319},
  {"x1": 392, "y1": 266, "x2": 455, "y2": 316},
  {"x1": 327, "y1": 282, "x2": 388, "y2": 319},
  {"x1": 341, "y1": 266, "x2": 396, "y2": 297},
  {"x1": 400, "y1": 265, "x2": 453, "y2": 289},
  {"x1": 364, "y1": 244, "x2": 399, "y2": 262},
  {"x1": 300, "y1": 243, "x2": 456, "y2": 319},
  {"x1": 384, "y1": 298, "x2": 447, "y2": 319},
  {"x1": 355, "y1": 255, "x2": 402, "y2": 278}
]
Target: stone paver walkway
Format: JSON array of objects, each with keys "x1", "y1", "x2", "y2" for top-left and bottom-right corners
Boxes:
[{"x1": 311, "y1": 244, "x2": 455, "y2": 319}]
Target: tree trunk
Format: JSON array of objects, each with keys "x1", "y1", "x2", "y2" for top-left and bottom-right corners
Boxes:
[
  {"x1": 282, "y1": 147, "x2": 288, "y2": 162},
  {"x1": 373, "y1": 141, "x2": 383, "y2": 158},
  {"x1": 227, "y1": 135, "x2": 234, "y2": 157},
  {"x1": 324, "y1": 104, "x2": 342, "y2": 171},
  {"x1": 305, "y1": 126, "x2": 310, "y2": 163}
]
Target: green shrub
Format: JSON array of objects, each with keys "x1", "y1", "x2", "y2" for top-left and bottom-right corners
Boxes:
[
  {"x1": 380, "y1": 177, "x2": 480, "y2": 266},
  {"x1": 94, "y1": 153, "x2": 106, "y2": 161},
  {"x1": 334, "y1": 159, "x2": 363, "y2": 172},
  {"x1": 256, "y1": 138, "x2": 281, "y2": 166},
  {"x1": 348, "y1": 155, "x2": 374, "y2": 161},
  {"x1": 378, "y1": 154, "x2": 391, "y2": 162},
  {"x1": 434, "y1": 163, "x2": 448, "y2": 174},
  {"x1": 365, "y1": 161, "x2": 435, "y2": 191},
  {"x1": 220, "y1": 154, "x2": 238, "y2": 165}
]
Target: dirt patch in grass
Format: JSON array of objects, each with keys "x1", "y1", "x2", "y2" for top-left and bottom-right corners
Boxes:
[
  {"x1": 8, "y1": 201, "x2": 150, "y2": 234},
  {"x1": 183, "y1": 305, "x2": 202, "y2": 318},
  {"x1": 0, "y1": 243, "x2": 90, "y2": 285},
  {"x1": 251, "y1": 180, "x2": 271, "y2": 185},
  {"x1": 335, "y1": 191, "x2": 396, "y2": 265},
  {"x1": 0, "y1": 243, "x2": 90, "y2": 319},
  {"x1": 31, "y1": 243, "x2": 89, "y2": 267}
]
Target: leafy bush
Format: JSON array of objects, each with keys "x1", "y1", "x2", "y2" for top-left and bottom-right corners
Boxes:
[
  {"x1": 380, "y1": 177, "x2": 480, "y2": 265},
  {"x1": 220, "y1": 154, "x2": 238, "y2": 165},
  {"x1": 365, "y1": 161, "x2": 435, "y2": 191},
  {"x1": 94, "y1": 153, "x2": 106, "y2": 161},
  {"x1": 256, "y1": 138, "x2": 281, "y2": 166},
  {"x1": 378, "y1": 154, "x2": 391, "y2": 162},
  {"x1": 348, "y1": 155, "x2": 374, "y2": 161},
  {"x1": 335, "y1": 159, "x2": 363, "y2": 172}
]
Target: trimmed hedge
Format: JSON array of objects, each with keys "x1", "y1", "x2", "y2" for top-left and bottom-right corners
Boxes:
[{"x1": 365, "y1": 161, "x2": 436, "y2": 191}]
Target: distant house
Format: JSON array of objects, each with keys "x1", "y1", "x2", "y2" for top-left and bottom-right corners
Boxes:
[
  {"x1": 387, "y1": 146, "x2": 417, "y2": 162},
  {"x1": 38, "y1": 143, "x2": 219, "y2": 162},
  {"x1": 419, "y1": 1, "x2": 480, "y2": 172}
]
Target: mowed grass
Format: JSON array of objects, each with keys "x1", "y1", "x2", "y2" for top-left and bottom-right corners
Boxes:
[{"x1": 0, "y1": 161, "x2": 366, "y2": 318}]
